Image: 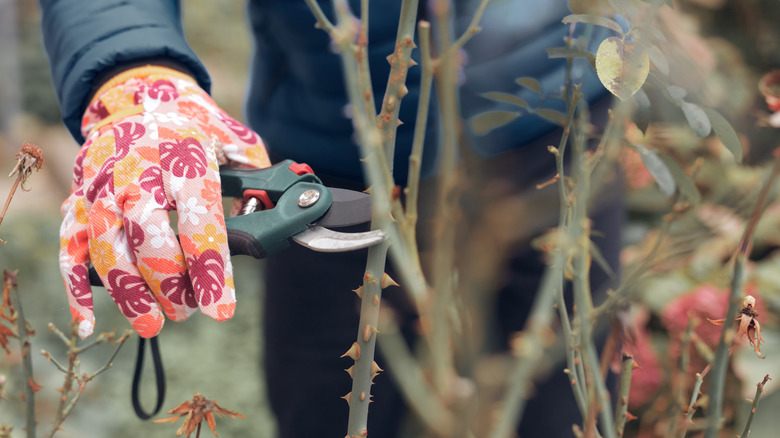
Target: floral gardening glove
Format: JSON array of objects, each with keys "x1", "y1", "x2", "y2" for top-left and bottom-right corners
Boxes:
[{"x1": 59, "y1": 66, "x2": 270, "y2": 339}]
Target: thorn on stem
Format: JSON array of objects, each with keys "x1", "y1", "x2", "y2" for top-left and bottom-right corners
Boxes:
[
  {"x1": 381, "y1": 273, "x2": 399, "y2": 289},
  {"x1": 341, "y1": 342, "x2": 361, "y2": 361},
  {"x1": 371, "y1": 361, "x2": 383, "y2": 380}
]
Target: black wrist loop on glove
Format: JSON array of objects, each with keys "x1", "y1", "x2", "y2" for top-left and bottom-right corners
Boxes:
[{"x1": 132, "y1": 336, "x2": 166, "y2": 420}]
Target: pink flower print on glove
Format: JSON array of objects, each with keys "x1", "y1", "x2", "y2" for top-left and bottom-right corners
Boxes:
[{"x1": 60, "y1": 66, "x2": 270, "y2": 338}]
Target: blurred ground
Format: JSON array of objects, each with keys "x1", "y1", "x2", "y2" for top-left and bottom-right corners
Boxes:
[{"x1": 0, "y1": 1, "x2": 277, "y2": 436}]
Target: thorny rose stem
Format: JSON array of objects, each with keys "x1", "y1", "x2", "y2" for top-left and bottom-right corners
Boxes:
[{"x1": 5, "y1": 270, "x2": 36, "y2": 438}]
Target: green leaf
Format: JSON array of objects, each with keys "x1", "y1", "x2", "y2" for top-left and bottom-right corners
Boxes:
[
  {"x1": 469, "y1": 111, "x2": 520, "y2": 135},
  {"x1": 595, "y1": 36, "x2": 650, "y2": 100},
  {"x1": 534, "y1": 109, "x2": 568, "y2": 126},
  {"x1": 481, "y1": 92, "x2": 529, "y2": 109},
  {"x1": 635, "y1": 144, "x2": 675, "y2": 197},
  {"x1": 658, "y1": 154, "x2": 701, "y2": 205},
  {"x1": 514, "y1": 77, "x2": 542, "y2": 93},
  {"x1": 680, "y1": 101, "x2": 711, "y2": 137},
  {"x1": 667, "y1": 85, "x2": 687, "y2": 102},
  {"x1": 703, "y1": 108, "x2": 744, "y2": 162},
  {"x1": 632, "y1": 88, "x2": 651, "y2": 133},
  {"x1": 648, "y1": 45, "x2": 669, "y2": 76},
  {"x1": 562, "y1": 14, "x2": 625, "y2": 35}
]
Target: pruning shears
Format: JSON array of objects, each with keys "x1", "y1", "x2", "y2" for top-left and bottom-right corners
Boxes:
[
  {"x1": 88, "y1": 159, "x2": 384, "y2": 286},
  {"x1": 220, "y1": 159, "x2": 385, "y2": 258},
  {"x1": 87, "y1": 160, "x2": 384, "y2": 420}
]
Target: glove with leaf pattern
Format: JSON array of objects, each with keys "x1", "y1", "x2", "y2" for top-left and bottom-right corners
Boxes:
[{"x1": 59, "y1": 66, "x2": 270, "y2": 339}]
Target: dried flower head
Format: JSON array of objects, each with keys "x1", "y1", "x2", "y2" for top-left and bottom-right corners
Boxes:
[
  {"x1": 154, "y1": 393, "x2": 245, "y2": 437},
  {"x1": 708, "y1": 294, "x2": 765, "y2": 358},
  {"x1": 10, "y1": 142, "x2": 44, "y2": 190},
  {"x1": 1, "y1": 143, "x2": 45, "y2": 241}
]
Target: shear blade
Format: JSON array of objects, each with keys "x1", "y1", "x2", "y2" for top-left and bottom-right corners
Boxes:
[{"x1": 291, "y1": 226, "x2": 386, "y2": 252}]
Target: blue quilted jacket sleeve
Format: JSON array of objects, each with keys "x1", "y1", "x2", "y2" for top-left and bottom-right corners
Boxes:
[{"x1": 39, "y1": 0, "x2": 210, "y2": 144}]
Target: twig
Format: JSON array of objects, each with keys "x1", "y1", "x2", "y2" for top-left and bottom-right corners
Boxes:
[
  {"x1": 595, "y1": 214, "x2": 674, "y2": 318},
  {"x1": 680, "y1": 364, "x2": 711, "y2": 438},
  {"x1": 374, "y1": 0, "x2": 419, "y2": 265},
  {"x1": 306, "y1": 1, "x2": 409, "y2": 435},
  {"x1": 87, "y1": 330, "x2": 132, "y2": 380},
  {"x1": 740, "y1": 375, "x2": 771, "y2": 438},
  {"x1": 4, "y1": 270, "x2": 36, "y2": 438},
  {"x1": 570, "y1": 102, "x2": 616, "y2": 438},
  {"x1": 556, "y1": 284, "x2": 588, "y2": 417},
  {"x1": 669, "y1": 317, "x2": 695, "y2": 437},
  {"x1": 447, "y1": 0, "x2": 490, "y2": 55},
  {"x1": 48, "y1": 322, "x2": 73, "y2": 345},
  {"x1": 376, "y1": 316, "x2": 456, "y2": 436},
  {"x1": 303, "y1": 0, "x2": 336, "y2": 33},
  {"x1": 614, "y1": 355, "x2": 635, "y2": 436},
  {"x1": 402, "y1": 20, "x2": 434, "y2": 267},
  {"x1": 45, "y1": 325, "x2": 131, "y2": 438},
  {"x1": 355, "y1": 0, "x2": 378, "y2": 125},
  {"x1": 47, "y1": 323, "x2": 79, "y2": 438},
  {"x1": 487, "y1": 255, "x2": 564, "y2": 438},
  {"x1": 429, "y1": 0, "x2": 459, "y2": 398},
  {"x1": 377, "y1": 0, "x2": 419, "y2": 163},
  {"x1": 345, "y1": 241, "x2": 389, "y2": 437}
]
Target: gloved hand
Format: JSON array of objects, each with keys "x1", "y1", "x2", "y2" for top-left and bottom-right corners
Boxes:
[{"x1": 59, "y1": 66, "x2": 270, "y2": 339}]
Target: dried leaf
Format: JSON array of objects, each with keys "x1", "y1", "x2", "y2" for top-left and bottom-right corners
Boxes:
[
  {"x1": 595, "y1": 36, "x2": 650, "y2": 100},
  {"x1": 481, "y1": 92, "x2": 529, "y2": 109},
  {"x1": 534, "y1": 109, "x2": 568, "y2": 126},
  {"x1": 154, "y1": 393, "x2": 245, "y2": 438},
  {"x1": 469, "y1": 111, "x2": 520, "y2": 135},
  {"x1": 27, "y1": 378, "x2": 42, "y2": 393},
  {"x1": 0, "y1": 324, "x2": 17, "y2": 354},
  {"x1": 515, "y1": 77, "x2": 542, "y2": 93}
]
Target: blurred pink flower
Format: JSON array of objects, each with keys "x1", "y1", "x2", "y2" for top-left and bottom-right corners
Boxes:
[
  {"x1": 661, "y1": 284, "x2": 728, "y2": 348},
  {"x1": 626, "y1": 309, "x2": 663, "y2": 409}
]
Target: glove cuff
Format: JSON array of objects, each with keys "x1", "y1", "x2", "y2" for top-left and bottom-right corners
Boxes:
[{"x1": 81, "y1": 65, "x2": 198, "y2": 139}]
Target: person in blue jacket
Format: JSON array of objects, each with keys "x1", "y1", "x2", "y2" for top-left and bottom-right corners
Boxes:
[{"x1": 41, "y1": 1, "x2": 621, "y2": 437}]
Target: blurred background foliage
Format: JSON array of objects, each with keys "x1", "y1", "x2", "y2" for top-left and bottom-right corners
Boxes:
[
  {"x1": 0, "y1": 1, "x2": 276, "y2": 437},
  {"x1": 0, "y1": 0, "x2": 780, "y2": 437}
]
